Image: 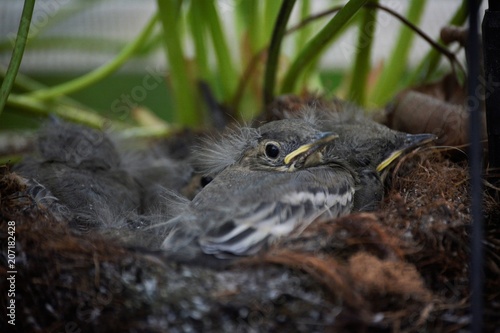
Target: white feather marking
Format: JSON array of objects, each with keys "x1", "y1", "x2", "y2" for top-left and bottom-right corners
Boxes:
[
  {"x1": 208, "y1": 223, "x2": 252, "y2": 244},
  {"x1": 281, "y1": 189, "x2": 352, "y2": 208},
  {"x1": 201, "y1": 186, "x2": 355, "y2": 255}
]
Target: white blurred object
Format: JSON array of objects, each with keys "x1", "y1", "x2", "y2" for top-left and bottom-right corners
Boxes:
[
  {"x1": 0, "y1": 0, "x2": 162, "y2": 74},
  {"x1": 0, "y1": 0, "x2": 472, "y2": 75}
]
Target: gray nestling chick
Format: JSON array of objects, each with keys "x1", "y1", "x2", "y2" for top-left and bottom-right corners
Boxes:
[
  {"x1": 160, "y1": 119, "x2": 357, "y2": 262},
  {"x1": 294, "y1": 104, "x2": 436, "y2": 210},
  {"x1": 15, "y1": 120, "x2": 141, "y2": 231}
]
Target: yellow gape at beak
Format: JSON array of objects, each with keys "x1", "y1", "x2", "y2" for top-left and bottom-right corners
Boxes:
[
  {"x1": 284, "y1": 133, "x2": 339, "y2": 165},
  {"x1": 376, "y1": 150, "x2": 404, "y2": 173},
  {"x1": 284, "y1": 143, "x2": 314, "y2": 165},
  {"x1": 376, "y1": 133, "x2": 437, "y2": 172}
]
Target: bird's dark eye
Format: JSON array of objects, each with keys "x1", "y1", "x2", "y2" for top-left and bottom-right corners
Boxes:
[
  {"x1": 265, "y1": 143, "x2": 280, "y2": 159},
  {"x1": 200, "y1": 175, "x2": 213, "y2": 187}
]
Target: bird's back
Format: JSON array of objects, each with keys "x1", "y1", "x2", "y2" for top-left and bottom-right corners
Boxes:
[{"x1": 162, "y1": 164, "x2": 356, "y2": 260}]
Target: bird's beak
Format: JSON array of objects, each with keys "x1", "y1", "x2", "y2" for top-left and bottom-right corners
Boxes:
[
  {"x1": 376, "y1": 133, "x2": 437, "y2": 172},
  {"x1": 284, "y1": 132, "x2": 339, "y2": 165}
]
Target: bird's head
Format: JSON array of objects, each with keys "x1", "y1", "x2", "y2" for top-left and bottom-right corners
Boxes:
[
  {"x1": 38, "y1": 120, "x2": 120, "y2": 170},
  {"x1": 240, "y1": 119, "x2": 338, "y2": 171}
]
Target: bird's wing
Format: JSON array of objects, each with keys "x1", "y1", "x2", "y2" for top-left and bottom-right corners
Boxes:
[{"x1": 198, "y1": 169, "x2": 355, "y2": 257}]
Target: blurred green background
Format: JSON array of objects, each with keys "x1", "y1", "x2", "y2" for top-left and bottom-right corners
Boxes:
[{"x1": 0, "y1": 0, "x2": 468, "y2": 133}]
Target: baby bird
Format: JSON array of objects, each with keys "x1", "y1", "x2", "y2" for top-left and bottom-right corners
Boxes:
[
  {"x1": 14, "y1": 120, "x2": 141, "y2": 231},
  {"x1": 161, "y1": 106, "x2": 436, "y2": 263},
  {"x1": 161, "y1": 119, "x2": 357, "y2": 262},
  {"x1": 286, "y1": 104, "x2": 436, "y2": 211}
]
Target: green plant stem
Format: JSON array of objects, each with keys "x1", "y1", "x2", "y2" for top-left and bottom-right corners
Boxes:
[
  {"x1": 157, "y1": 0, "x2": 199, "y2": 126},
  {"x1": 232, "y1": 4, "x2": 352, "y2": 111},
  {"x1": 200, "y1": 1, "x2": 237, "y2": 101},
  {"x1": 0, "y1": 64, "x2": 44, "y2": 93},
  {"x1": 8, "y1": 94, "x2": 176, "y2": 139},
  {"x1": 117, "y1": 125, "x2": 179, "y2": 140},
  {"x1": 264, "y1": 1, "x2": 284, "y2": 42},
  {"x1": 281, "y1": 0, "x2": 368, "y2": 94},
  {"x1": 263, "y1": 0, "x2": 297, "y2": 105},
  {"x1": 0, "y1": 0, "x2": 35, "y2": 117},
  {"x1": 137, "y1": 30, "x2": 163, "y2": 56},
  {"x1": 7, "y1": 94, "x2": 112, "y2": 129},
  {"x1": 0, "y1": 65, "x2": 91, "y2": 111},
  {"x1": 298, "y1": 59, "x2": 322, "y2": 94},
  {"x1": 293, "y1": 0, "x2": 315, "y2": 91},
  {"x1": 237, "y1": 1, "x2": 260, "y2": 52},
  {"x1": 189, "y1": 2, "x2": 210, "y2": 81},
  {"x1": 0, "y1": 36, "x2": 126, "y2": 54},
  {"x1": 408, "y1": 0, "x2": 467, "y2": 84},
  {"x1": 348, "y1": 1, "x2": 378, "y2": 106},
  {"x1": 296, "y1": 0, "x2": 312, "y2": 54},
  {"x1": 369, "y1": 0, "x2": 427, "y2": 106},
  {"x1": 27, "y1": 14, "x2": 158, "y2": 100}
]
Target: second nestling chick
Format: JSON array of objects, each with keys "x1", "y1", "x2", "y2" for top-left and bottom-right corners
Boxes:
[{"x1": 14, "y1": 120, "x2": 142, "y2": 231}]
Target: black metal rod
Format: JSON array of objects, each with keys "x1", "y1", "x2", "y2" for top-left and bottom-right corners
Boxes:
[
  {"x1": 483, "y1": 3, "x2": 500, "y2": 169},
  {"x1": 263, "y1": 0, "x2": 297, "y2": 106},
  {"x1": 469, "y1": 0, "x2": 484, "y2": 332},
  {"x1": 488, "y1": 0, "x2": 500, "y2": 11}
]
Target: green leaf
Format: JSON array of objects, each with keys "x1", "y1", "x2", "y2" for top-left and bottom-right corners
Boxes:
[
  {"x1": 27, "y1": 14, "x2": 159, "y2": 100},
  {"x1": 369, "y1": 0, "x2": 427, "y2": 106},
  {"x1": 188, "y1": 1, "x2": 210, "y2": 81},
  {"x1": 7, "y1": 94, "x2": 111, "y2": 129},
  {"x1": 199, "y1": 1, "x2": 238, "y2": 102},
  {"x1": 0, "y1": 0, "x2": 35, "y2": 116},
  {"x1": 407, "y1": 0, "x2": 467, "y2": 85},
  {"x1": 281, "y1": 0, "x2": 369, "y2": 94},
  {"x1": 236, "y1": 1, "x2": 261, "y2": 52},
  {"x1": 348, "y1": 1, "x2": 378, "y2": 106},
  {"x1": 263, "y1": 0, "x2": 297, "y2": 105},
  {"x1": 157, "y1": 0, "x2": 200, "y2": 126}
]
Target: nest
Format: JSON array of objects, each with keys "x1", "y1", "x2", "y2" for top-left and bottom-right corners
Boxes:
[{"x1": 1, "y1": 141, "x2": 499, "y2": 332}]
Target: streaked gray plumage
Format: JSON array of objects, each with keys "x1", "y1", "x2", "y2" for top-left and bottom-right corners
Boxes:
[
  {"x1": 161, "y1": 106, "x2": 436, "y2": 262},
  {"x1": 288, "y1": 105, "x2": 436, "y2": 211},
  {"x1": 161, "y1": 119, "x2": 357, "y2": 261}
]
